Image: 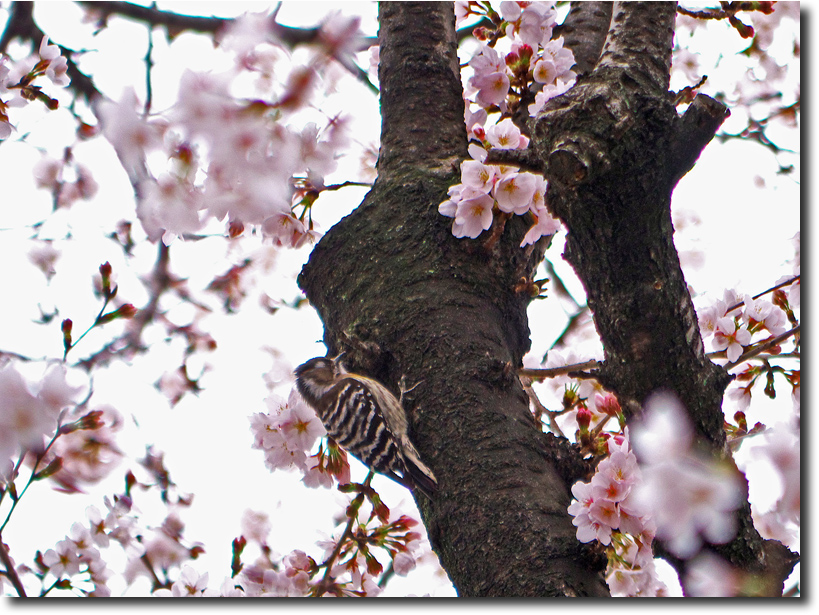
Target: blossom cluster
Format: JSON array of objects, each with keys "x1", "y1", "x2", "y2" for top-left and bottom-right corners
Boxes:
[
  {"x1": 698, "y1": 289, "x2": 791, "y2": 364},
  {"x1": 458, "y1": 1, "x2": 577, "y2": 116},
  {"x1": 438, "y1": 118, "x2": 561, "y2": 244},
  {"x1": 567, "y1": 393, "x2": 748, "y2": 596},
  {"x1": 249, "y1": 389, "x2": 327, "y2": 480},
  {"x1": 37, "y1": 498, "x2": 137, "y2": 597},
  {"x1": 159, "y1": 499, "x2": 428, "y2": 597},
  {"x1": 567, "y1": 430, "x2": 665, "y2": 596},
  {"x1": 154, "y1": 511, "x2": 316, "y2": 597},
  {"x1": 1, "y1": 37, "x2": 69, "y2": 139},
  {"x1": 32, "y1": 151, "x2": 100, "y2": 211},
  {"x1": 440, "y1": 1, "x2": 575, "y2": 244},
  {"x1": 95, "y1": 12, "x2": 361, "y2": 246}
]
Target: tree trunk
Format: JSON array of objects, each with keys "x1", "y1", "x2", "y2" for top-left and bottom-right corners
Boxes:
[{"x1": 298, "y1": 0, "x2": 796, "y2": 596}]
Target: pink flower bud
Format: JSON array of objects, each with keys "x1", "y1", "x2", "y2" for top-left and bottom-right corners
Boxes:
[{"x1": 577, "y1": 406, "x2": 592, "y2": 430}]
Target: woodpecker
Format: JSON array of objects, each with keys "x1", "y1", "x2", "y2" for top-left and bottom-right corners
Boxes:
[{"x1": 294, "y1": 355, "x2": 437, "y2": 498}]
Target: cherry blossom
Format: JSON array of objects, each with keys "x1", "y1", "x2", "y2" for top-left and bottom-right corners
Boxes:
[
  {"x1": 250, "y1": 390, "x2": 326, "y2": 474},
  {"x1": 0, "y1": 363, "x2": 64, "y2": 460},
  {"x1": 170, "y1": 566, "x2": 210, "y2": 597},
  {"x1": 278, "y1": 392, "x2": 327, "y2": 451},
  {"x1": 696, "y1": 299, "x2": 729, "y2": 339},
  {"x1": 39, "y1": 37, "x2": 69, "y2": 87},
  {"x1": 747, "y1": 422, "x2": 800, "y2": 530},
  {"x1": 495, "y1": 172, "x2": 538, "y2": 214},
  {"x1": 631, "y1": 392, "x2": 693, "y2": 463},
  {"x1": 452, "y1": 193, "x2": 495, "y2": 239},
  {"x1": 568, "y1": 430, "x2": 649, "y2": 558},
  {"x1": 632, "y1": 394, "x2": 743, "y2": 560},
  {"x1": 684, "y1": 552, "x2": 740, "y2": 597},
  {"x1": 740, "y1": 293, "x2": 788, "y2": 336},
  {"x1": 48, "y1": 405, "x2": 123, "y2": 490},
  {"x1": 712, "y1": 317, "x2": 752, "y2": 363},
  {"x1": 512, "y1": 2, "x2": 556, "y2": 47},
  {"x1": 527, "y1": 75, "x2": 576, "y2": 115},
  {"x1": 98, "y1": 88, "x2": 167, "y2": 177},
  {"x1": 460, "y1": 159, "x2": 497, "y2": 192},
  {"x1": 42, "y1": 539, "x2": 82, "y2": 578},
  {"x1": 532, "y1": 37, "x2": 575, "y2": 85},
  {"x1": 520, "y1": 203, "x2": 561, "y2": 247},
  {"x1": 485, "y1": 118, "x2": 528, "y2": 149}
]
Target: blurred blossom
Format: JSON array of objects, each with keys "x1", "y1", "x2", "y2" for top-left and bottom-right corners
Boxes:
[
  {"x1": 241, "y1": 509, "x2": 271, "y2": 544},
  {"x1": 633, "y1": 393, "x2": 743, "y2": 560},
  {"x1": 28, "y1": 240, "x2": 60, "y2": 279},
  {"x1": 748, "y1": 422, "x2": 800, "y2": 529},
  {"x1": 0, "y1": 364, "x2": 69, "y2": 461},
  {"x1": 49, "y1": 405, "x2": 124, "y2": 491},
  {"x1": 684, "y1": 552, "x2": 740, "y2": 597},
  {"x1": 632, "y1": 392, "x2": 693, "y2": 463}
]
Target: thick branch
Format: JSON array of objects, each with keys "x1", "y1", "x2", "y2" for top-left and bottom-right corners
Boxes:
[
  {"x1": 530, "y1": 0, "x2": 796, "y2": 594},
  {"x1": 597, "y1": 1, "x2": 676, "y2": 93},
  {"x1": 556, "y1": 2, "x2": 613, "y2": 76},
  {"x1": 669, "y1": 93, "x2": 731, "y2": 184},
  {"x1": 376, "y1": 2, "x2": 465, "y2": 178}
]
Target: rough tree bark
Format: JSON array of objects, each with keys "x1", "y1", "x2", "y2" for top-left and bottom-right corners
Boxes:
[{"x1": 298, "y1": 1, "x2": 797, "y2": 597}]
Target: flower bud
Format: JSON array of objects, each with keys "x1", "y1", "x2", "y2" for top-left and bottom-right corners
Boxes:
[{"x1": 733, "y1": 411, "x2": 747, "y2": 434}]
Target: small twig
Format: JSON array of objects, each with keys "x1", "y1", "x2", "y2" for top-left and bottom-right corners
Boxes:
[
  {"x1": 519, "y1": 359, "x2": 601, "y2": 380},
  {"x1": 143, "y1": 4, "x2": 156, "y2": 116},
  {"x1": 520, "y1": 377, "x2": 566, "y2": 438},
  {"x1": 313, "y1": 471, "x2": 374, "y2": 596},
  {"x1": 723, "y1": 275, "x2": 800, "y2": 315},
  {"x1": 724, "y1": 325, "x2": 800, "y2": 371},
  {"x1": 377, "y1": 561, "x2": 395, "y2": 589},
  {"x1": 0, "y1": 536, "x2": 27, "y2": 597},
  {"x1": 77, "y1": 242, "x2": 171, "y2": 370}
]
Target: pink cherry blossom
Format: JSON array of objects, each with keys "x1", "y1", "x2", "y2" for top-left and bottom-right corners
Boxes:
[
  {"x1": 713, "y1": 317, "x2": 752, "y2": 362},
  {"x1": 170, "y1": 565, "x2": 209, "y2": 596},
  {"x1": 762, "y1": 305, "x2": 789, "y2": 336},
  {"x1": 42, "y1": 539, "x2": 82, "y2": 578},
  {"x1": 684, "y1": 552, "x2": 740, "y2": 597},
  {"x1": 454, "y1": 0, "x2": 470, "y2": 25},
  {"x1": 485, "y1": 118, "x2": 525, "y2": 150},
  {"x1": 0, "y1": 364, "x2": 61, "y2": 460},
  {"x1": 520, "y1": 204, "x2": 561, "y2": 246},
  {"x1": 697, "y1": 299, "x2": 728, "y2": 339},
  {"x1": 453, "y1": 193, "x2": 494, "y2": 238},
  {"x1": 471, "y1": 70, "x2": 511, "y2": 108},
  {"x1": 633, "y1": 395, "x2": 743, "y2": 560},
  {"x1": 528, "y1": 75, "x2": 576, "y2": 115},
  {"x1": 495, "y1": 172, "x2": 538, "y2": 214},
  {"x1": 393, "y1": 551, "x2": 417, "y2": 576},
  {"x1": 438, "y1": 198, "x2": 457, "y2": 219},
  {"x1": 632, "y1": 391, "x2": 693, "y2": 464},
  {"x1": 98, "y1": 88, "x2": 166, "y2": 176},
  {"x1": 278, "y1": 397, "x2": 326, "y2": 451},
  {"x1": 499, "y1": 1, "x2": 522, "y2": 22},
  {"x1": 541, "y1": 37, "x2": 576, "y2": 77},
  {"x1": 515, "y1": 2, "x2": 556, "y2": 47},
  {"x1": 468, "y1": 44, "x2": 506, "y2": 77},
  {"x1": 573, "y1": 511, "x2": 613, "y2": 546},
  {"x1": 592, "y1": 450, "x2": 638, "y2": 503},
  {"x1": 742, "y1": 293, "x2": 772, "y2": 323},
  {"x1": 460, "y1": 159, "x2": 497, "y2": 192},
  {"x1": 39, "y1": 36, "x2": 61, "y2": 61},
  {"x1": 241, "y1": 509, "x2": 272, "y2": 545}
]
